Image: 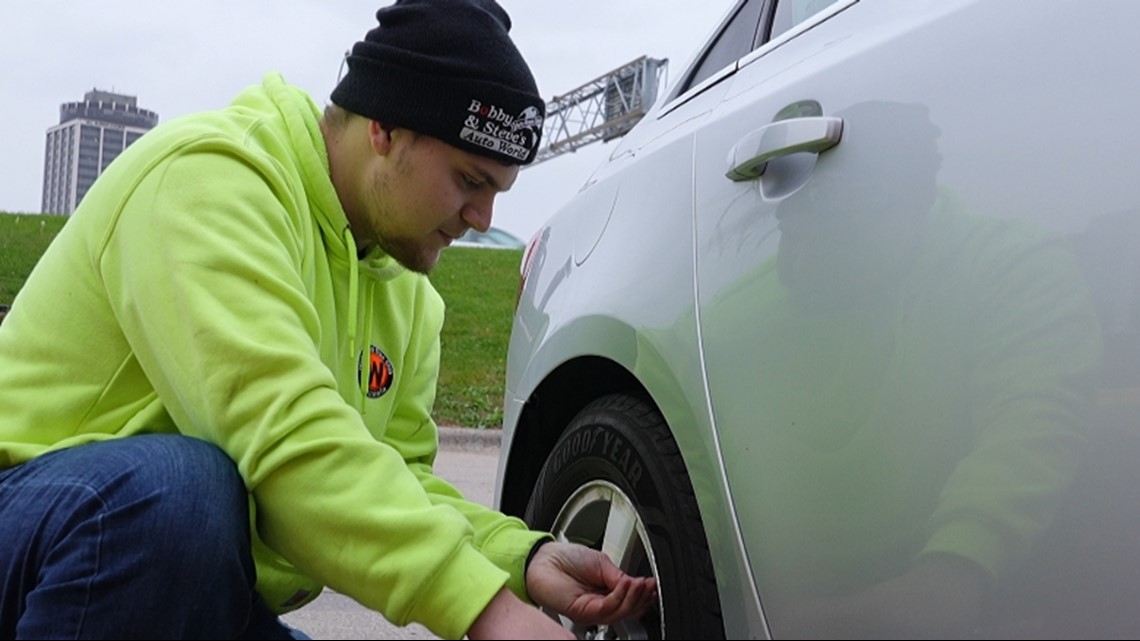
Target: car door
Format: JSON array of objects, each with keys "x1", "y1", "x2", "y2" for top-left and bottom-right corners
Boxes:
[
  {"x1": 503, "y1": 3, "x2": 775, "y2": 638},
  {"x1": 695, "y1": 0, "x2": 1140, "y2": 637}
]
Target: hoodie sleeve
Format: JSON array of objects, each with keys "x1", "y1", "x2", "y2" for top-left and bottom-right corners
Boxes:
[
  {"x1": 98, "y1": 146, "x2": 516, "y2": 640},
  {"x1": 376, "y1": 283, "x2": 550, "y2": 603}
]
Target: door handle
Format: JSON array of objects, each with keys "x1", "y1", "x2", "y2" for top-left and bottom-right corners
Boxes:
[{"x1": 725, "y1": 116, "x2": 843, "y2": 181}]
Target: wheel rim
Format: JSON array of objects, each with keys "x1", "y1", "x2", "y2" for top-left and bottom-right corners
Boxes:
[{"x1": 546, "y1": 480, "x2": 663, "y2": 639}]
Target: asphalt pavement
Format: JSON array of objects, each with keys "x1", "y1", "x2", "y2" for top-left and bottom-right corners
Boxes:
[{"x1": 279, "y1": 427, "x2": 504, "y2": 640}]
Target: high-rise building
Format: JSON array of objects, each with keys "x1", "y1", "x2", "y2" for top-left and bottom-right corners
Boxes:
[{"x1": 41, "y1": 89, "x2": 158, "y2": 215}]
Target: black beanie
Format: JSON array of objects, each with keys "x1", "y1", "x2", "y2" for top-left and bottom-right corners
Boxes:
[{"x1": 331, "y1": 0, "x2": 545, "y2": 165}]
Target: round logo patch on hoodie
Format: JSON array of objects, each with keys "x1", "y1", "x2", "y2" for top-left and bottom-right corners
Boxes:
[{"x1": 361, "y1": 345, "x2": 394, "y2": 399}]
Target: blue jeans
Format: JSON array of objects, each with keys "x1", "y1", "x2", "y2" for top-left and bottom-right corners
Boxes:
[{"x1": 0, "y1": 434, "x2": 308, "y2": 639}]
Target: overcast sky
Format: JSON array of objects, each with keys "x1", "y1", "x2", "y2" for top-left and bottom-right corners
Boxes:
[{"x1": 0, "y1": 0, "x2": 732, "y2": 241}]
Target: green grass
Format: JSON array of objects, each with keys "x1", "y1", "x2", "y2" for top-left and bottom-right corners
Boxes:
[
  {"x1": 0, "y1": 212, "x2": 68, "y2": 302},
  {"x1": 0, "y1": 211, "x2": 521, "y2": 429},
  {"x1": 429, "y1": 246, "x2": 523, "y2": 429}
]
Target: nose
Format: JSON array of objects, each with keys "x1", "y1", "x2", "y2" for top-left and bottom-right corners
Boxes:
[{"x1": 461, "y1": 198, "x2": 493, "y2": 233}]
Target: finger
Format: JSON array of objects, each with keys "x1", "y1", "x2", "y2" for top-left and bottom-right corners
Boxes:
[
  {"x1": 613, "y1": 576, "x2": 653, "y2": 619},
  {"x1": 631, "y1": 578, "x2": 659, "y2": 618},
  {"x1": 582, "y1": 575, "x2": 633, "y2": 623},
  {"x1": 607, "y1": 576, "x2": 654, "y2": 623},
  {"x1": 580, "y1": 576, "x2": 657, "y2": 625},
  {"x1": 601, "y1": 576, "x2": 654, "y2": 621}
]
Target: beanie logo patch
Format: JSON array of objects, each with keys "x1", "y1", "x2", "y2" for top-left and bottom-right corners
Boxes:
[
  {"x1": 513, "y1": 106, "x2": 544, "y2": 133},
  {"x1": 462, "y1": 99, "x2": 544, "y2": 162}
]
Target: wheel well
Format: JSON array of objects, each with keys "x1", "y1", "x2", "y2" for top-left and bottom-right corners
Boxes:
[{"x1": 499, "y1": 356, "x2": 650, "y2": 517}]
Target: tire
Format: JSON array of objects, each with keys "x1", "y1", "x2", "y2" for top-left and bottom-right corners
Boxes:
[{"x1": 525, "y1": 393, "x2": 724, "y2": 639}]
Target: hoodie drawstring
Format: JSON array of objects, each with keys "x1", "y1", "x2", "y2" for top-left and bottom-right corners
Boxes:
[
  {"x1": 360, "y1": 284, "x2": 375, "y2": 415},
  {"x1": 343, "y1": 227, "x2": 362, "y2": 408}
]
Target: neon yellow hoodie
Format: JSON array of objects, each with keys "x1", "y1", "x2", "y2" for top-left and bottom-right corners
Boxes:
[{"x1": 0, "y1": 72, "x2": 545, "y2": 639}]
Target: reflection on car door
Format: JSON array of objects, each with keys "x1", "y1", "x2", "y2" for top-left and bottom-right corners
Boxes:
[{"x1": 694, "y1": 0, "x2": 1131, "y2": 637}]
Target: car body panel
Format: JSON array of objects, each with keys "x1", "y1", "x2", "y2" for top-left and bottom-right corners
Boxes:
[{"x1": 499, "y1": 0, "x2": 1140, "y2": 637}]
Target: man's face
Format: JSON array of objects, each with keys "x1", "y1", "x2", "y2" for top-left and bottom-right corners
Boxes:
[{"x1": 356, "y1": 129, "x2": 519, "y2": 273}]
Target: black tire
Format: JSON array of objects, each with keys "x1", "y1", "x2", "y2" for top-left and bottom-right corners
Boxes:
[{"x1": 525, "y1": 394, "x2": 724, "y2": 639}]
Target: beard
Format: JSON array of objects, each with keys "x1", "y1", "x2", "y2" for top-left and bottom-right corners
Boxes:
[
  {"x1": 365, "y1": 153, "x2": 445, "y2": 275},
  {"x1": 375, "y1": 234, "x2": 441, "y2": 275}
]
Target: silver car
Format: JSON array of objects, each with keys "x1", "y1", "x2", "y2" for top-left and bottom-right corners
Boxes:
[{"x1": 495, "y1": 0, "x2": 1140, "y2": 638}]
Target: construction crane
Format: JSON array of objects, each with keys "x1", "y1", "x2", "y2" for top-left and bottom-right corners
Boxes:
[{"x1": 530, "y1": 56, "x2": 668, "y2": 167}]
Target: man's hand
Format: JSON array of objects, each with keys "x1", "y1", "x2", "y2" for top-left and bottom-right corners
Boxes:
[{"x1": 525, "y1": 541, "x2": 658, "y2": 626}]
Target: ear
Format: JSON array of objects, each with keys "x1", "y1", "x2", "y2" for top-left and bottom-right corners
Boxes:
[{"x1": 368, "y1": 120, "x2": 395, "y2": 156}]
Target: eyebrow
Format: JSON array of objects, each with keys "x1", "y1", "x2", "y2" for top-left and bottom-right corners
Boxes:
[{"x1": 471, "y1": 165, "x2": 510, "y2": 193}]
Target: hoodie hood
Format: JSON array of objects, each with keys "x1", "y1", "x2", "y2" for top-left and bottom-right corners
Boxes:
[{"x1": 236, "y1": 73, "x2": 406, "y2": 283}]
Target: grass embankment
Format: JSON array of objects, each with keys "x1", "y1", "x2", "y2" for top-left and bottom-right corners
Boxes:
[
  {"x1": 0, "y1": 211, "x2": 521, "y2": 428},
  {"x1": 0, "y1": 212, "x2": 68, "y2": 302},
  {"x1": 430, "y1": 246, "x2": 522, "y2": 429}
]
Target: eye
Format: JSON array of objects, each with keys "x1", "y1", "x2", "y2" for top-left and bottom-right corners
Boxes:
[{"x1": 461, "y1": 174, "x2": 483, "y2": 189}]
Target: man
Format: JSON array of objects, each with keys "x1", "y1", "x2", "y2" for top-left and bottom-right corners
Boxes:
[{"x1": 0, "y1": 1, "x2": 655, "y2": 638}]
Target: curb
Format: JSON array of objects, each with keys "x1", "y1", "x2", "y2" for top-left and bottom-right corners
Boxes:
[{"x1": 437, "y1": 425, "x2": 502, "y2": 451}]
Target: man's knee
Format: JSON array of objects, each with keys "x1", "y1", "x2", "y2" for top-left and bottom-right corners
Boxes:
[
  {"x1": 101, "y1": 435, "x2": 249, "y2": 546},
  {"x1": 1, "y1": 435, "x2": 257, "y2": 638}
]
